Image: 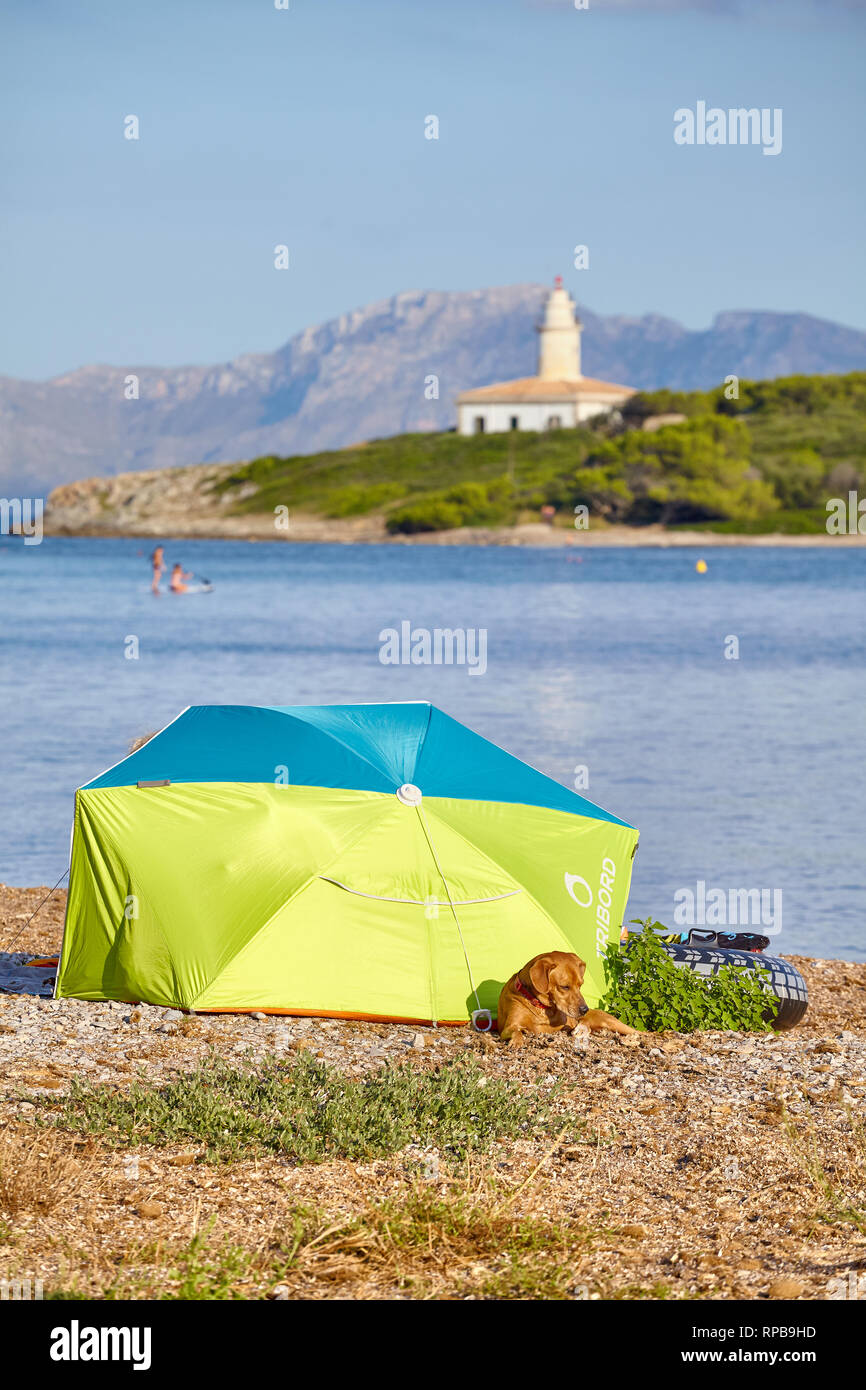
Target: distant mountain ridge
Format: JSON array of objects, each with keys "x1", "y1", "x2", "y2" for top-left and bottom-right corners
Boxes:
[{"x1": 2, "y1": 284, "x2": 865, "y2": 495}]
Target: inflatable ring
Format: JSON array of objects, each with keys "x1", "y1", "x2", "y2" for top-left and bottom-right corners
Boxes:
[{"x1": 660, "y1": 943, "x2": 808, "y2": 1031}]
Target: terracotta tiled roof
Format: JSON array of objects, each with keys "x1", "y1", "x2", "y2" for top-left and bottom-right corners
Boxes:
[{"x1": 456, "y1": 375, "x2": 635, "y2": 403}]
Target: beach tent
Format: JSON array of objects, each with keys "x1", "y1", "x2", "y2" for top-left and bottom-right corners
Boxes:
[{"x1": 56, "y1": 703, "x2": 639, "y2": 1023}]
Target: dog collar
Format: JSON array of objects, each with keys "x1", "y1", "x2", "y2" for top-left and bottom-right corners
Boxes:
[{"x1": 514, "y1": 974, "x2": 554, "y2": 1013}]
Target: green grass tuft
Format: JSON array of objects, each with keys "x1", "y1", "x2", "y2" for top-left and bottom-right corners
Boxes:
[{"x1": 45, "y1": 1052, "x2": 575, "y2": 1164}]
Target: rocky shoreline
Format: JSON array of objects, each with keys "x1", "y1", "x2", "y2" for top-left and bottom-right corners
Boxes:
[
  {"x1": 42, "y1": 467, "x2": 863, "y2": 547},
  {"x1": 1, "y1": 883, "x2": 864, "y2": 1300}
]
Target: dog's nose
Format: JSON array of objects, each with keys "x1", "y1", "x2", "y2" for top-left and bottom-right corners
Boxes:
[{"x1": 578, "y1": 1003, "x2": 588, "y2": 1016}]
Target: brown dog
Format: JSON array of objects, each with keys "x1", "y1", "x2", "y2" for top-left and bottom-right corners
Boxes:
[{"x1": 497, "y1": 950, "x2": 635, "y2": 1046}]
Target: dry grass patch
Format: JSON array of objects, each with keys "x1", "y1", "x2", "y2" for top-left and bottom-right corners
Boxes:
[
  {"x1": 780, "y1": 1105, "x2": 866, "y2": 1232},
  {"x1": 41, "y1": 1177, "x2": 606, "y2": 1301},
  {"x1": 275, "y1": 1180, "x2": 597, "y2": 1299},
  {"x1": 0, "y1": 1125, "x2": 98, "y2": 1220}
]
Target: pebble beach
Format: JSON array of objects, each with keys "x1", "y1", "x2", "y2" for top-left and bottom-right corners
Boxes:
[{"x1": 1, "y1": 883, "x2": 864, "y2": 1301}]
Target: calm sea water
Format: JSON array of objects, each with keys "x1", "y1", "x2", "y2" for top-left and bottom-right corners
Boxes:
[{"x1": 1, "y1": 537, "x2": 864, "y2": 960}]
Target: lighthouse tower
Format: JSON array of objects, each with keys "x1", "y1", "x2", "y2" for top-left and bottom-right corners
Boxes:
[
  {"x1": 455, "y1": 276, "x2": 633, "y2": 435},
  {"x1": 537, "y1": 275, "x2": 582, "y2": 381}
]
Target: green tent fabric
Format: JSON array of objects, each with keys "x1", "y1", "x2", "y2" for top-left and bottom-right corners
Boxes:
[{"x1": 56, "y1": 703, "x2": 639, "y2": 1023}]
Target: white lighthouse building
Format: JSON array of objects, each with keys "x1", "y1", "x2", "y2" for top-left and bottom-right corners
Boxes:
[{"x1": 456, "y1": 278, "x2": 635, "y2": 435}]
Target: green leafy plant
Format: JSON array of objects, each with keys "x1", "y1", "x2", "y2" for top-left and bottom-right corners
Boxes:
[{"x1": 599, "y1": 920, "x2": 778, "y2": 1032}]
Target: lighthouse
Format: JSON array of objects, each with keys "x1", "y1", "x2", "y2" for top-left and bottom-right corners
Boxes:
[
  {"x1": 456, "y1": 278, "x2": 634, "y2": 436},
  {"x1": 537, "y1": 275, "x2": 582, "y2": 381}
]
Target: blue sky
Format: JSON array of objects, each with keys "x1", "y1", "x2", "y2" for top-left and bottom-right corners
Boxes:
[{"x1": 1, "y1": 0, "x2": 864, "y2": 378}]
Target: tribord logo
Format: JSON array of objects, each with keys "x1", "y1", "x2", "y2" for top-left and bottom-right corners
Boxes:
[
  {"x1": 564, "y1": 858, "x2": 617, "y2": 957},
  {"x1": 563, "y1": 873, "x2": 592, "y2": 908}
]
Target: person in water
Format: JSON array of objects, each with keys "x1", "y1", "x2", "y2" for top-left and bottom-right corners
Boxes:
[
  {"x1": 150, "y1": 545, "x2": 166, "y2": 594},
  {"x1": 169, "y1": 563, "x2": 194, "y2": 594}
]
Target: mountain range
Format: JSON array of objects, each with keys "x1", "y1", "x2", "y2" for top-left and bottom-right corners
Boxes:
[{"x1": 2, "y1": 284, "x2": 865, "y2": 496}]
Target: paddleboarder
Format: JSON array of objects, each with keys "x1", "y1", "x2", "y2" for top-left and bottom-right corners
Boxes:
[{"x1": 150, "y1": 545, "x2": 166, "y2": 593}]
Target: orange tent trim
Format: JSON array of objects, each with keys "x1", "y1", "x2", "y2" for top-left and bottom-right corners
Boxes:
[{"x1": 195, "y1": 1006, "x2": 468, "y2": 1026}]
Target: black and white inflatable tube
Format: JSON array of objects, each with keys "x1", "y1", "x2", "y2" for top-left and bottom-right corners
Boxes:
[{"x1": 660, "y1": 943, "x2": 808, "y2": 1031}]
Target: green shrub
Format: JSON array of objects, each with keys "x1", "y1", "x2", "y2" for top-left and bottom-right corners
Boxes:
[
  {"x1": 445, "y1": 476, "x2": 514, "y2": 525},
  {"x1": 573, "y1": 416, "x2": 779, "y2": 526},
  {"x1": 324, "y1": 482, "x2": 404, "y2": 517},
  {"x1": 386, "y1": 498, "x2": 465, "y2": 533},
  {"x1": 759, "y1": 447, "x2": 826, "y2": 511},
  {"x1": 386, "y1": 476, "x2": 516, "y2": 533},
  {"x1": 599, "y1": 921, "x2": 778, "y2": 1032},
  {"x1": 572, "y1": 466, "x2": 633, "y2": 522},
  {"x1": 441, "y1": 480, "x2": 490, "y2": 514},
  {"x1": 675, "y1": 508, "x2": 827, "y2": 535}
]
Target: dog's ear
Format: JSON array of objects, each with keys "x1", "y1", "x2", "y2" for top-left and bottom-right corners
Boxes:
[
  {"x1": 528, "y1": 955, "x2": 554, "y2": 1001},
  {"x1": 574, "y1": 956, "x2": 586, "y2": 986}
]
